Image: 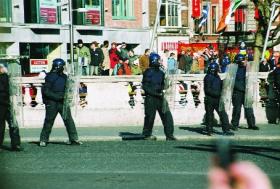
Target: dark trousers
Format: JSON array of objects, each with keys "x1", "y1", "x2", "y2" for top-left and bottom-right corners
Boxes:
[
  {"x1": 204, "y1": 96, "x2": 230, "y2": 132},
  {"x1": 231, "y1": 91, "x2": 256, "y2": 128},
  {"x1": 0, "y1": 106, "x2": 21, "y2": 147},
  {"x1": 142, "y1": 95, "x2": 174, "y2": 138},
  {"x1": 40, "y1": 101, "x2": 78, "y2": 142}
]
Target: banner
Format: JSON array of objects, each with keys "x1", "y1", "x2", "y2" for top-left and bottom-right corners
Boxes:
[
  {"x1": 192, "y1": 0, "x2": 201, "y2": 18},
  {"x1": 30, "y1": 59, "x2": 48, "y2": 73},
  {"x1": 235, "y1": 8, "x2": 245, "y2": 23},
  {"x1": 40, "y1": 0, "x2": 57, "y2": 24},
  {"x1": 223, "y1": 0, "x2": 230, "y2": 15},
  {"x1": 178, "y1": 42, "x2": 218, "y2": 54},
  {"x1": 85, "y1": 4, "x2": 101, "y2": 25}
]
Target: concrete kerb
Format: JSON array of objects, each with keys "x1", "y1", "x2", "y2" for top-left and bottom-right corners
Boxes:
[{"x1": 15, "y1": 135, "x2": 280, "y2": 143}]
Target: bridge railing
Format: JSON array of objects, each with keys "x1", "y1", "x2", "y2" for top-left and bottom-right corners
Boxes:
[{"x1": 20, "y1": 73, "x2": 269, "y2": 128}]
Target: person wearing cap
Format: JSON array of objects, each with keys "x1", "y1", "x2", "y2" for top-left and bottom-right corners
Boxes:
[
  {"x1": 90, "y1": 41, "x2": 104, "y2": 76},
  {"x1": 75, "y1": 39, "x2": 91, "y2": 76},
  {"x1": 0, "y1": 64, "x2": 23, "y2": 151}
]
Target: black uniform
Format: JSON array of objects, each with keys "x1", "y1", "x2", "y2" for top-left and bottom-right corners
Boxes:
[
  {"x1": 40, "y1": 72, "x2": 79, "y2": 142},
  {"x1": 204, "y1": 73, "x2": 231, "y2": 135},
  {"x1": 0, "y1": 73, "x2": 21, "y2": 148},
  {"x1": 142, "y1": 67, "x2": 174, "y2": 139},
  {"x1": 231, "y1": 66, "x2": 257, "y2": 129},
  {"x1": 266, "y1": 67, "x2": 280, "y2": 123}
]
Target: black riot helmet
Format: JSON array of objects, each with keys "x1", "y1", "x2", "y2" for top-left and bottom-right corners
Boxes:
[
  {"x1": 149, "y1": 53, "x2": 161, "y2": 67},
  {"x1": 234, "y1": 54, "x2": 246, "y2": 66},
  {"x1": 207, "y1": 62, "x2": 219, "y2": 75},
  {"x1": 51, "y1": 58, "x2": 65, "y2": 73}
]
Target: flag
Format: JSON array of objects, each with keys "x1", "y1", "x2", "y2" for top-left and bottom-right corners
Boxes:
[
  {"x1": 198, "y1": 4, "x2": 210, "y2": 30},
  {"x1": 223, "y1": 0, "x2": 230, "y2": 15},
  {"x1": 192, "y1": 0, "x2": 201, "y2": 19},
  {"x1": 217, "y1": 0, "x2": 244, "y2": 33}
]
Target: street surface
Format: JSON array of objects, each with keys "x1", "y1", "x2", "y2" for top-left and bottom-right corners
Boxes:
[{"x1": 1, "y1": 124, "x2": 280, "y2": 189}]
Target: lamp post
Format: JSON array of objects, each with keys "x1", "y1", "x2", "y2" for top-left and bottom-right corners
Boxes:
[{"x1": 68, "y1": 0, "x2": 74, "y2": 68}]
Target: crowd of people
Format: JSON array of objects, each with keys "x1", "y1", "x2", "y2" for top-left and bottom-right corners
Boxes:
[{"x1": 76, "y1": 39, "x2": 280, "y2": 77}]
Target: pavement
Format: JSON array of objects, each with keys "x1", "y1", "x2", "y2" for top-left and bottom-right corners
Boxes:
[
  {"x1": 1, "y1": 124, "x2": 280, "y2": 189},
  {"x1": 3, "y1": 123, "x2": 280, "y2": 142}
]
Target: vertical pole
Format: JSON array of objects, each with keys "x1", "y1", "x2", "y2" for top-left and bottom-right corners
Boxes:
[
  {"x1": 149, "y1": 0, "x2": 162, "y2": 51},
  {"x1": 261, "y1": 3, "x2": 276, "y2": 60},
  {"x1": 69, "y1": 0, "x2": 74, "y2": 69}
]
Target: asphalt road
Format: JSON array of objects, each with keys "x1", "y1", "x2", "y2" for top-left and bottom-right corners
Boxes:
[{"x1": 1, "y1": 140, "x2": 280, "y2": 189}]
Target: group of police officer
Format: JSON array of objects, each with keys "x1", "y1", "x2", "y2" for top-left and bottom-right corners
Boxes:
[{"x1": 0, "y1": 52, "x2": 280, "y2": 151}]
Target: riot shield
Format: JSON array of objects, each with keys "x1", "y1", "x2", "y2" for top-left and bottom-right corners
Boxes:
[
  {"x1": 62, "y1": 60, "x2": 81, "y2": 120},
  {"x1": 219, "y1": 64, "x2": 238, "y2": 111},
  {"x1": 4, "y1": 59, "x2": 24, "y2": 128},
  {"x1": 244, "y1": 61, "x2": 259, "y2": 108},
  {"x1": 162, "y1": 68, "x2": 177, "y2": 113}
]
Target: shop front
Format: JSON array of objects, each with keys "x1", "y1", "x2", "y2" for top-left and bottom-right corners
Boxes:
[{"x1": 19, "y1": 43, "x2": 63, "y2": 76}]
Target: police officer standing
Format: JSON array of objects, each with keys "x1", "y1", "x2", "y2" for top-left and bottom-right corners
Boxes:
[
  {"x1": 204, "y1": 62, "x2": 234, "y2": 136},
  {"x1": 266, "y1": 60, "x2": 280, "y2": 124},
  {"x1": 0, "y1": 64, "x2": 22, "y2": 151},
  {"x1": 40, "y1": 59, "x2": 82, "y2": 147},
  {"x1": 142, "y1": 53, "x2": 176, "y2": 140},
  {"x1": 231, "y1": 54, "x2": 259, "y2": 130}
]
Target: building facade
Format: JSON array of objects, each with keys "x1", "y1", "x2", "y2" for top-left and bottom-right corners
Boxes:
[
  {"x1": 148, "y1": 0, "x2": 258, "y2": 57},
  {"x1": 0, "y1": 0, "x2": 150, "y2": 75}
]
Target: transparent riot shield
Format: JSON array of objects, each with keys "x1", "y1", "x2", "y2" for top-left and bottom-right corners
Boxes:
[
  {"x1": 6, "y1": 59, "x2": 24, "y2": 128},
  {"x1": 244, "y1": 61, "x2": 259, "y2": 108},
  {"x1": 162, "y1": 67, "x2": 177, "y2": 113},
  {"x1": 62, "y1": 60, "x2": 81, "y2": 120},
  {"x1": 219, "y1": 64, "x2": 238, "y2": 111}
]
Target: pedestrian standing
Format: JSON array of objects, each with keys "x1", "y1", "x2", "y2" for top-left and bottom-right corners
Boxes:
[
  {"x1": 203, "y1": 63, "x2": 234, "y2": 136},
  {"x1": 266, "y1": 61, "x2": 280, "y2": 124},
  {"x1": 167, "y1": 52, "x2": 177, "y2": 74},
  {"x1": 161, "y1": 49, "x2": 169, "y2": 70},
  {"x1": 259, "y1": 59, "x2": 270, "y2": 72},
  {"x1": 109, "y1": 42, "x2": 120, "y2": 75},
  {"x1": 231, "y1": 54, "x2": 259, "y2": 131},
  {"x1": 142, "y1": 53, "x2": 176, "y2": 141},
  {"x1": 90, "y1": 41, "x2": 104, "y2": 76},
  {"x1": 0, "y1": 64, "x2": 22, "y2": 151},
  {"x1": 139, "y1": 49, "x2": 150, "y2": 73},
  {"x1": 75, "y1": 39, "x2": 91, "y2": 76},
  {"x1": 101, "y1": 40, "x2": 110, "y2": 76},
  {"x1": 40, "y1": 59, "x2": 82, "y2": 147}
]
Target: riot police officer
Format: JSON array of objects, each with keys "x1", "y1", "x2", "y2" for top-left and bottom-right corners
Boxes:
[
  {"x1": 39, "y1": 59, "x2": 82, "y2": 147},
  {"x1": 231, "y1": 54, "x2": 259, "y2": 130},
  {"x1": 142, "y1": 53, "x2": 176, "y2": 140},
  {"x1": 266, "y1": 61, "x2": 280, "y2": 124},
  {"x1": 204, "y1": 62, "x2": 234, "y2": 136},
  {"x1": 0, "y1": 64, "x2": 22, "y2": 151}
]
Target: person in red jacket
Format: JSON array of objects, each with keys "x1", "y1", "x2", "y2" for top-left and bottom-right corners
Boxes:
[{"x1": 109, "y1": 42, "x2": 120, "y2": 75}]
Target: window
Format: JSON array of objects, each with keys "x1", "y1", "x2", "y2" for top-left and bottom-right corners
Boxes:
[
  {"x1": 160, "y1": 0, "x2": 180, "y2": 27},
  {"x1": 202, "y1": 5, "x2": 208, "y2": 34},
  {"x1": 0, "y1": 0, "x2": 11, "y2": 23},
  {"x1": 235, "y1": 7, "x2": 246, "y2": 32},
  {"x1": 211, "y1": 6, "x2": 217, "y2": 33},
  {"x1": 112, "y1": 0, "x2": 134, "y2": 20},
  {"x1": 24, "y1": 0, "x2": 61, "y2": 24},
  {"x1": 73, "y1": 0, "x2": 104, "y2": 25}
]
